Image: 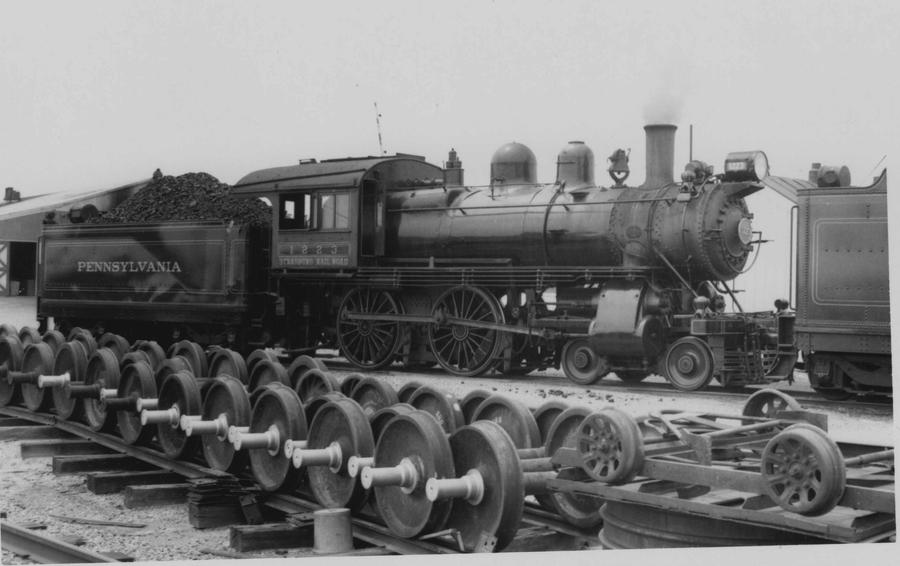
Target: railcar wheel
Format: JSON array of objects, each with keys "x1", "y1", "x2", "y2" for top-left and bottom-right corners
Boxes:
[
  {"x1": 760, "y1": 424, "x2": 846, "y2": 516},
  {"x1": 560, "y1": 339, "x2": 608, "y2": 385},
  {"x1": 339, "y1": 373, "x2": 364, "y2": 397},
  {"x1": 544, "y1": 406, "x2": 605, "y2": 528},
  {"x1": 51, "y1": 342, "x2": 90, "y2": 421},
  {"x1": 153, "y1": 371, "x2": 203, "y2": 459},
  {"x1": 350, "y1": 377, "x2": 399, "y2": 417},
  {"x1": 67, "y1": 328, "x2": 97, "y2": 357},
  {"x1": 246, "y1": 349, "x2": 279, "y2": 375},
  {"x1": 18, "y1": 327, "x2": 42, "y2": 346},
  {"x1": 742, "y1": 389, "x2": 802, "y2": 419},
  {"x1": 248, "y1": 384, "x2": 308, "y2": 492},
  {"x1": 368, "y1": 403, "x2": 416, "y2": 444},
  {"x1": 337, "y1": 288, "x2": 403, "y2": 370},
  {"x1": 20, "y1": 343, "x2": 55, "y2": 411},
  {"x1": 0, "y1": 324, "x2": 18, "y2": 338},
  {"x1": 196, "y1": 376, "x2": 252, "y2": 473},
  {"x1": 41, "y1": 330, "x2": 66, "y2": 354},
  {"x1": 169, "y1": 340, "x2": 208, "y2": 377},
  {"x1": 428, "y1": 286, "x2": 505, "y2": 377},
  {"x1": 248, "y1": 360, "x2": 290, "y2": 393},
  {"x1": 662, "y1": 337, "x2": 715, "y2": 391},
  {"x1": 577, "y1": 408, "x2": 644, "y2": 484},
  {"x1": 396, "y1": 381, "x2": 422, "y2": 404},
  {"x1": 115, "y1": 360, "x2": 157, "y2": 445},
  {"x1": 295, "y1": 369, "x2": 340, "y2": 403},
  {"x1": 407, "y1": 385, "x2": 465, "y2": 434},
  {"x1": 432, "y1": 420, "x2": 525, "y2": 552},
  {"x1": 0, "y1": 336, "x2": 25, "y2": 407},
  {"x1": 303, "y1": 391, "x2": 346, "y2": 427},
  {"x1": 97, "y1": 333, "x2": 130, "y2": 361},
  {"x1": 154, "y1": 357, "x2": 194, "y2": 388},
  {"x1": 132, "y1": 341, "x2": 167, "y2": 372},
  {"x1": 532, "y1": 400, "x2": 568, "y2": 446},
  {"x1": 209, "y1": 349, "x2": 248, "y2": 383},
  {"x1": 304, "y1": 397, "x2": 374, "y2": 511},
  {"x1": 81, "y1": 348, "x2": 121, "y2": 432},
  {"x1": 471, "y1": 394, "x2": 541, "y2": 449},
  {"x1": 460, "y1": 389, "x2": 491, "y2": 424},
  {"x1": 367, "y1": 411, "x2": 455, "y2": 538},
  {"x1": 286, "y1": 355, "x2": 328, "y2": 388}
]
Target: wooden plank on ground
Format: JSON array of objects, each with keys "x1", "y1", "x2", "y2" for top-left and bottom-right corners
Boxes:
[
  {"x1": 229, "y1": 522, "x2": 315, "y2": 552},
  {"x1": 123, "y1": 483, "x2": 192, "y2": 508},
  {"x1": 0, "y1": 425, "x2": 71, "y2": 441},
  {"x1": 52, "y1": 454, "x2": 155, "y2": 475},
  {"x1": 86, "y1": 470, "x2": 185, "y2": 494},
  {"x1": 504, "y1": 527, "x2": 586, "y2": 553},
  {"x1": 20, "y1": 439, "x2": 113, "y2": 459}
]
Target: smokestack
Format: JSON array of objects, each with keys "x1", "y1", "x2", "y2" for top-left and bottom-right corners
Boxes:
[{"x1": 642, "y1": 124, "x2": 676, "y2": 187}]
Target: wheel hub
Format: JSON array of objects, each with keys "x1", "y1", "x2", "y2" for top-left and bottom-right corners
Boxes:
[
  {"x1": 451, "y1": 325, "x2": 469, "y2": 341},
  {"x1": 676, "y1": 354, "x2": 696, "y2": 373},
  {"x1": 573, "y1": 349, "x2": 591, "y2": 370}
]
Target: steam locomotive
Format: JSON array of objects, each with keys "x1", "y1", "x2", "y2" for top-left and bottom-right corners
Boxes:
[{"x1": 35, "y1": 124, "x2": 887, "y2": 396}]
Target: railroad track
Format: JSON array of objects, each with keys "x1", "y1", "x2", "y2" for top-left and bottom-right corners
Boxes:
[
  {"x1": 319, "y1": 356, "x2": 893, "y2": 414},
  {"x1": 0, "y1": 406, "x2": 600, "y2": 559}
]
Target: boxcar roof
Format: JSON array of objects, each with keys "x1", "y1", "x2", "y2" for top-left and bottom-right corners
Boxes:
[{"x1": 232, "y1": 154, "x2": 437, "y2": 194}]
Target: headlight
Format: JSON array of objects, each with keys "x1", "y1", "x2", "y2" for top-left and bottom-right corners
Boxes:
[{"x1": 723, "y1": 151, "x2": 769, "y2": 182}]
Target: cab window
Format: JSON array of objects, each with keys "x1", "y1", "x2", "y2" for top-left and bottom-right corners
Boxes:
[
  {"x1": 318, "y1": 193, "x2": 350, "y2": 230},
  {"x1": 280, "y1": 194, "x2": 311, "y2": 230}
]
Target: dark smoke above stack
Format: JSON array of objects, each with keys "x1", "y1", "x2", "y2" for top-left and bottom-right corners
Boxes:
[{"x1": 642, "y1": 124, "x2": 676, "y2": 188}]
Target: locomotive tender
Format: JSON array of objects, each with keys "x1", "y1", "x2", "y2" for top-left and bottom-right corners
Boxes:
[{"x1": 36, "y1": 123, "x2": 885, "y2": 395}]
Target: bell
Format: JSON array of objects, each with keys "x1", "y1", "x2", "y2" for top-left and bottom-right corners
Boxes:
[{"x1": 607, "y1": 148, "x2": 630, "y2": 186}]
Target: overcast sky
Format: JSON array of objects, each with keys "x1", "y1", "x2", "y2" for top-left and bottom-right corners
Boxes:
[{"x1": 2, "y1": 0, "x2": 894, "y2": 193}]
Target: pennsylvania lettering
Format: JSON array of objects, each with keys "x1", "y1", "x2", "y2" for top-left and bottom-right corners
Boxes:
[{"x1": 77, "y1": 261, "x2": 183, "y2": 273}]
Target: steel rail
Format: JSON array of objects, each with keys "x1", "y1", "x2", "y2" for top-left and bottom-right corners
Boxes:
[{"x1": 1, "y1": 520, "x2": 116, "y2": 563}]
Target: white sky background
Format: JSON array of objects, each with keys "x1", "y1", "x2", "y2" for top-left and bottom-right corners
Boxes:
[{"x1": 0, "y1": 1, "x2": 898, "y2": 563}]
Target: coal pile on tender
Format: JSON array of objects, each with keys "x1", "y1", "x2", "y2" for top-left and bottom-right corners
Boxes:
[{"x1": 93, "y1": 171, "x2": 271, "y2": 227}]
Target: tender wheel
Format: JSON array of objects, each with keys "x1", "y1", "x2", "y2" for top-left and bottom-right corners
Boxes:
[
  {"x1": 305, "y1": 397, "x2": 374, "y2": 511},
  {"x1": 369, "y1": 403, "x2": 416, "y2": 443},
  {"x1": 169, "y1": 340, "x2": 208, "y2": 376},
  {"x1": 115, "y1": 361, "x2": 157, "y2": 445},
  {"x1": 295, "y1": 368, "x2": 340, "y2": 403},
  {"x1": 339, "y1": 373, "x2": 364, "y2": 397},
  {"x1": 350, "y1": 377, "x2": 399, "y2": 417},
  {"x1": 20, "y1": 343, "x2": 55, "y2": 411},
  {"x1": 209, "y1": 348, "x2": 248, "y2": 383},
  {"x1": 51, "y1": 341, "x2": 90, "y2": 421},
  {"x1": 438, "y1": 421, "x2": 525, "y2": 552},
  {"x1": 197, "y1": 376, "x2": 252, "y2": 473},
  {"x1": 428, "y1": 286, "x2": 505, "y2": 377},
  {"x1": 248, "y1": 360, "x2": 290, "y2": 393},
  {"x1": 471, "y1": 394, "x2": 541, "y2": 449},
  {"x1": 154, "y1": 371, "x2": 203, "y2": 459},
  {"x1": 286, "y1": 355, "x2": 328, "y2": 388},
  {"x1": 82, "y1": 348, "x2": 121, "y2": 432},
  {"x1": 0, "y1": 335, "x2": 25, "y2": 407},
  {"x1": 248, "y1": 384, "x2": 308, "y2": 492},
  {"x1": 760, "y1": 424, "x2": 846, "y2": 516},
  {"x1": 560, "y1": 339, "x2": 608, "y2": 385},
  {"x1": 396, "y1": 381, "x2": 422, "y2": 404},
  {"x1": 460, "y1": 389, "x2": 491, "y2": 424},
  {"x1": 743, "y1": 389, "x2": 802, "y2": 419},
  {"x1": 543, "y1": 406, "x2": 605, "y2": 528},
  {"x1": 662, "y1": 337, "x2": 715, "y2": 391},
  {"x1": 532, "y1": 400, "x2": 568, "y2": 446},
  {"x1": 577, "y1": 408, "x2": 644, "y2": 484},
  {"x1": 369, "y1": 411, "x2": 455, "y2": 538},
  {"x1": 18, "y1": 327, "x2": 42, "y2": 346},
  {"x1": 41, "y1": 330, "x2": 66, "y2": 354},
  {"x1": 337, "y1": 288, "x2": 403, "y2": 370},
  {"x1": 407, "y1": 385, "x2": 465, "y2": 434}
]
